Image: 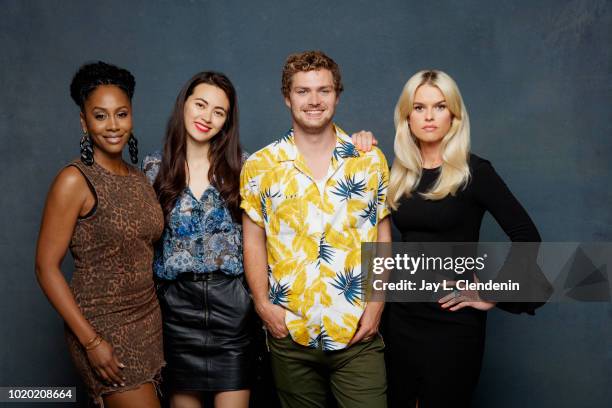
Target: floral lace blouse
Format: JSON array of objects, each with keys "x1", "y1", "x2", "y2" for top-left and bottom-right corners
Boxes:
[{"x1": 142, "y1": 152, "x2": 244, "y2": 280}]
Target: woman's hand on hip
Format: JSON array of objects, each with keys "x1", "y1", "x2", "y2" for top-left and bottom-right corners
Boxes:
[{"x1": 439, "y1": 280, "x2": 497, "y2": 312}]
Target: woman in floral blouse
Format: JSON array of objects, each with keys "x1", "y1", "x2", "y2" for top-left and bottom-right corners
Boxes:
[{"x1": 143, "y1": 72, "x2": 252, "y2": 408}]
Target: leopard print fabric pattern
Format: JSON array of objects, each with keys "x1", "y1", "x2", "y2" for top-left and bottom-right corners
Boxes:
[{"x1": 65, "y1": 160, "x2": 165, "y2": 404}]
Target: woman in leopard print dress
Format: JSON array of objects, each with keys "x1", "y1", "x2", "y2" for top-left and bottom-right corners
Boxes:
[{"x1": 35, "y1": 62, "x2": 164, "y2": 407}]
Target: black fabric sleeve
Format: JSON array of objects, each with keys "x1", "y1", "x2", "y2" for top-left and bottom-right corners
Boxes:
[
  {"x1": 472, "y1": 160, "x2": 541, "y2": 242},
  {"x1": 472, "y1": 160, "x2": 548, "y2": 314}
]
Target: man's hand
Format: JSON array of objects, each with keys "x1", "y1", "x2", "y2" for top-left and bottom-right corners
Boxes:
[
  {"x1": 348, "y1": 301, "x2": 384, "y2": 346},
  {"x1": 350, "y1": 130, "x2": 378, "y2": 152},
  {"x1": 255, "y1": 301, "x2": 289, "y2": 339}
]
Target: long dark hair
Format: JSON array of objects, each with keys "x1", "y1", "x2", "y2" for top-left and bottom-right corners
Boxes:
[{"x1": 154, "y1": 72, "x2": 243, "y2": 221}]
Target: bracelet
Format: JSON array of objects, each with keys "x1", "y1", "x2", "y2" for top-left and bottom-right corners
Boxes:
[
  {"x1": 84, "y1": 334, "x2": 103, "y2": 350},
  {"x1": 83, "y1": 333, "x2": 98, "y2": 348}
]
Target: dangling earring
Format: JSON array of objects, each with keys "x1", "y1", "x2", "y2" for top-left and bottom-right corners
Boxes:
[
  {"x1": 128, "y1": 133, "x2": 139, "y2": 164},
  {"x1": 80, "y1": 130, "x2": 94, "y2": 166}
]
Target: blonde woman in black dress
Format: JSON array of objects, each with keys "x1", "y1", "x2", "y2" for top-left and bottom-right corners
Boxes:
[{"x1": 384, "y1": 70, "x2": 541, "y2": 408}]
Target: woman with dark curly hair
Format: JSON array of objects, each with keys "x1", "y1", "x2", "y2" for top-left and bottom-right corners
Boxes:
[{"x1": 35, "y1": 61, "x2": 164, "y2": 407}]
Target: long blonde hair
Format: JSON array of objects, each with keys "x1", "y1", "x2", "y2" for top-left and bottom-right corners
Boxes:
[{"x1": 388, "y1": 70, "x2": 471, "y2": 209}]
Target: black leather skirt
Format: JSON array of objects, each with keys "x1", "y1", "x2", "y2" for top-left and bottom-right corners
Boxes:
[{"x1": 157, "y1": 271, "x2": 254, "y2": 392}]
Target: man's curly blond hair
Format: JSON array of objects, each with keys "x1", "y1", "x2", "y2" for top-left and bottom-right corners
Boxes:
[{"x1": 281, "y1": 50, "x2": 344, "y2": 97}]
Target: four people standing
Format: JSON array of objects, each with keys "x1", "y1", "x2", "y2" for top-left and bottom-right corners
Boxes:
[{"x1": 36, "y1": 55, "x2": 541, "y2": 408}]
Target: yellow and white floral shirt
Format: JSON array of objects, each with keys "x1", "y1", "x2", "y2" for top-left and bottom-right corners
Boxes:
[{"x1": 240, "y1": 125, "x2": 390, "y2": 350}]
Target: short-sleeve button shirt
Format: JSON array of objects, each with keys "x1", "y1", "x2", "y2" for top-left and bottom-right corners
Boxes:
[{"x1": 240, "y1": 125, "x2": 390, "y2": 350}]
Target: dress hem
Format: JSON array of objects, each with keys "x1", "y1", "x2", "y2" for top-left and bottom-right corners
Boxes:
[{"x1": 91, "y1": 362, "x2": 166, "y2": 407}]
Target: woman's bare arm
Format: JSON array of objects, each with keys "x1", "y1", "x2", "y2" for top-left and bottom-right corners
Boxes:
[{"x1": 35, "y1": 166, "x2": 124, "y2": 385}]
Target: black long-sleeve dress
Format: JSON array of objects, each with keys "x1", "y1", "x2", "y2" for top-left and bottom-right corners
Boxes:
[{"x1": 384, "y1": 154, "x2": 541, "y2": 408}]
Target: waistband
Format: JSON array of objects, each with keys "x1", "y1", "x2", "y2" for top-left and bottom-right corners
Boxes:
[{"x1": 174, "y1": 271, "x2": 240, "y2": 281}]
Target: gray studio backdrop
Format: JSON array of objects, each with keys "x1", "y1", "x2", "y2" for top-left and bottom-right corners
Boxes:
[{"x1": 1, "y1": 0, "x2": 611, "y2": 406}]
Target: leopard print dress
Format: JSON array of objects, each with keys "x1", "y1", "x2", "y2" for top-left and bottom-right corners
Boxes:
[{"x1": 65, "y1": 160, "x2": 164, "y2": 405}]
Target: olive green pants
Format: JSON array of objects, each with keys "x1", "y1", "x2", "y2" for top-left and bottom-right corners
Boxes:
[{"x1": 268, "y1": 334, "x2": 387, "y2": 408}]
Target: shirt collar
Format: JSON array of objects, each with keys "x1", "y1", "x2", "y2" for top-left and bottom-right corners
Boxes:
[{"x1": 275, "y1": 124, "x2": 360, "y2": 163}]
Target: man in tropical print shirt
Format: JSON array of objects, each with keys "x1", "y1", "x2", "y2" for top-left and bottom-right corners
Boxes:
[{"x1": 240, "y1": 50, "x2": 391, "y2": 407}]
